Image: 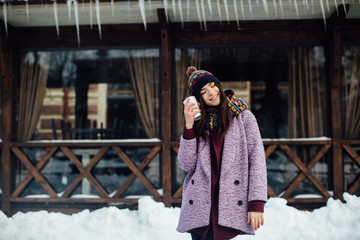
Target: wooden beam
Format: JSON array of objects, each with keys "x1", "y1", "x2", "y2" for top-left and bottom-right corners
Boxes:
[
  {"x1": 11, "y1": 147, "x2": 58, "y2": 198},
  {"x1": 112, "y1": 146, "x2": 161, "y2": 198},
  {"x1": 158, "y1": 8, "x2": 172, "y2": 207},
  {"x1": 279, "y1": 145, "x2": 332, "y2": 198},
  {"x1": 173, "y1": 29, "x2": 327, "y2": 46},
  {"x1": 0, "y1": 19, "x2": 14, "y2": 216},
  {"x1": 13, "y1": 24, "x2": 160, "y2": 50},
  {"x1": 61, "y1": 147, "x2": 109, "y2": 198},
  {"x1": 328, "y1": 4, "x2": 350, "y2": 201},
  {"x1": 11, "y1": 147, "x2": 58, "y2": 197}
]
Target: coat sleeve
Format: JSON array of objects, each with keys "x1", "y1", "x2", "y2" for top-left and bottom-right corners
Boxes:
[
  {"x1": 177, "y1": 135, "x2": 198, "y2": 173},
  {"x1": 242, "y1": 110, "x2": 268, "y2": 203}
]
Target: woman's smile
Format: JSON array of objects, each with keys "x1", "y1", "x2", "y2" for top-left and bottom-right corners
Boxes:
[{"x1": 201, "y1": 82, "x2": 220, "y2": 106}]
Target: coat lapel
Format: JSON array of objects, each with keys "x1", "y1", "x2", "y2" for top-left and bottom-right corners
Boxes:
[{"x1": 220, "y1": 118, "x2": 237, "y2": 176}]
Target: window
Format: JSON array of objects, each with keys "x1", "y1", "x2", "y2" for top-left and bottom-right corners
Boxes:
[
  {"x1": 18, "y1": 49, "x2": 160, "y2": 141},
  {"x1": 174, "y1": 46, "x2": 329, "y2": 197}
]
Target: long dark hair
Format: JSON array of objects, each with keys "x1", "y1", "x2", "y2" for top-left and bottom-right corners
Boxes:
[{"x1": 193, "y1": 82, "x2": 233, "y2": 140}]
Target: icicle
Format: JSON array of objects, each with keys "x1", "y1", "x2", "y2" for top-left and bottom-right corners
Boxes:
[
  {"x1": 172, "y1": 0, "x2": 176, "y2": 19},
  {"x1": 341, "y1": 0, "x2": 347, "y2": 14},
  {"x1": 262, "y1": 0, "x2": 269, "y2": 18},
  {"x1": 305, "y1": 0, "x2": 309, "y2": 10},
  {"x1": 207, "y1": 0, "x2": 212, "y2": 16},
  {"x1": 53, "y1": 1, "x2": 60, "y2": 38},
  {"x1": 273, "y1": 0, "x2": 278, "y2": 17},
  {"x1": 200, "y1": 0, "x2": 207, "y2": 31},
  {"x1": 67, "y1": 0, "x2": 72, "y2": 22},
  {"x1": 3, "y1": 2, "x2": 8, "y2": 38},
  {"x1": 224, "y1": 0, "x2": 230, "y2": 24},
  {"x1": 139, "y1": 0, "x2": 147, "y2": 31},
  {"x1": 294, "y1": 0, "x2": 299, "y2": 20},
  {"x1": 95, "y1": 0, "x2": 102, "y2": 39},
  {"x1": 89, "y1": 0, "x2": 93, "y2": 29},
  {"x1": 302, "y1": 0, "x2": 306, "y2": 11},
  {"x1": 319, "y1": 0, "x2": 327, "y2": 30},
  {"x1": 233, "y1": 0, "x2": 239, "y2": 29},
  {"x1": 248, "y1": 0, "x2": 254, "y2": 19},
  {"x1": 163, "y1": 0, "x2": 169, "y2": 22},
  {"x1": 279, "y1": 0, "x2": 284, "y2": 18},
  {"x1": 216, "y1": 0, "x2": 222, "y2": 23},
  {"x1": 325, "y1": 0, "x2": 330, "y2": 14},
  {"x1": 111, "y1": 0, "x2": 114, "y2": 17},
  {"x1": 195, "y1": 0, "x2": 203, "y2": 30},
  {"x1": 148, "y1": 0, "x2": 152, "y2": 9},
  {"x1": 25, "y1": 0, "x2": 29, "y2": 22},
  {"x1": 240, "y1": 0, "x2": 245, "y2": 20},
  {"x1": 178, "y1": 0, "x2": 184, "y2": 28},
  {"x1": 74, "y1": 0, "x2": 81, "y2": 46},
  {"x1": 334, "y1": 0, "x2": 339, "y2": 16}
]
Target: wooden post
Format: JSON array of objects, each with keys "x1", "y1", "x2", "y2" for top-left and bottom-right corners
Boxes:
[
  {"x1": 0, "y1": 20, "x2": 14, "y2": 215},
  {"x1": 158, "y1": 9, "x2": 172, "y2": 207},
  {"x1": 328, "y1": 5, "x2": 349, "y2": 201}
]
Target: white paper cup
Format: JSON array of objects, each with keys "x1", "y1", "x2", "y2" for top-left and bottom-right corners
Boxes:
[{"x1": 183, "y1": 96, "x2": 201, "y2": 121}]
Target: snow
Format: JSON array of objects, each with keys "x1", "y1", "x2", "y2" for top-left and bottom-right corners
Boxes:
[{"x1": 0, "y1": 193, "x2": 359, "y2": 240}]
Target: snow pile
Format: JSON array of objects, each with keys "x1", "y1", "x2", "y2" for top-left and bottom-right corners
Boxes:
[{"x1": 0, "y1": 193, "x2": 359, "y2": 240}]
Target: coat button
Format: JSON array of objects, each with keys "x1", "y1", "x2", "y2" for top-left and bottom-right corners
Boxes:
[
  {"x1": 234, "y1": 180, "x2": 239, "y2": 185},
  {"x1": 237, "y1": 200, "x2": 243, "y2": 206},
  {"x1": 191, "y1": 179, "x2": 194, "y2": 185},
  {"x1": 189, "y1": 200, "x2": 193, "y2": 205}
]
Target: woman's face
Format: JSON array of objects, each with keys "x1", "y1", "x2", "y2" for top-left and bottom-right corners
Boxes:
[{"x1": 200, "y1": 82, "x2": 221, "y2": 107}]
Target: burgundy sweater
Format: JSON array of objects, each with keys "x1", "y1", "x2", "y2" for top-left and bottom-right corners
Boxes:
[{"x1": 183, "y1": 127, "x2": 264, "y2": 240}]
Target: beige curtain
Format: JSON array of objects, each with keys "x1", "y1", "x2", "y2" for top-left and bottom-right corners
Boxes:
[
  {"x1": 288, "y1": 46, "x2": 326, "y2": 172},
  {"x1": 126, "y1": 49, "x2": 160, "y2": 138},
  {"x1": 342, "y1": 47, "x2": 360, "y2": 139},
  {"x1": 288, "y1": 47, "x2": 325, "y2": 139},
  {"x1": 175, "y1": 49, "x2": 202, "y2": 139},
  {"x1": 18, "y1": 52, "x2": 50, "y2": 141}
]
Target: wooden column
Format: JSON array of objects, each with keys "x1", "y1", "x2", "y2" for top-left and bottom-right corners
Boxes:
[
  {"x1": 0, "y1": 20, "x2": 14, "y2": 215},
  {"x1": 158, "y1": 9, "x2": 172, "y2": 207},
  {"x1": 328, "y1": 5, "x2": 349, "y2": 200}
]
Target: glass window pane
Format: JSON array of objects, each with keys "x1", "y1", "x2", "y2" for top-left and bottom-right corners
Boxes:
[
  {"x1": 341, "y1": 46, "x2": 360, "y2": 139},
  {"x1": 174, "y1": 46, "x2": 329, "y2": 197},
  {"x1": 18, "y1": 49, "x2": 160, "y2": 140},
  {"x1": 174, "y1": 46, "x2": 328, "y2": 139}
]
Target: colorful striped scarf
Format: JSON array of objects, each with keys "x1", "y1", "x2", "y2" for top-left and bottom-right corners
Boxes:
[{"x1": 206, "y1": 90, "x2": 249, "y2": 131}]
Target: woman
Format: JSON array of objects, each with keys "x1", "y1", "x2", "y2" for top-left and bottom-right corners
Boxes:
[{"x1": 176, "y1": 66, "x2": 267, "y2": 240}]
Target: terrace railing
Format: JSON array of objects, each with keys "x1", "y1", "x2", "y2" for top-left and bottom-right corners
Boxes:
[{"x1": 1, "y1": 138, "x2": 359, "y2": 213}]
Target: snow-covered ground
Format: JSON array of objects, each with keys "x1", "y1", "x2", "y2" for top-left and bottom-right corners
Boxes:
[{"x1": 0, "y1": 193, "x2": 359, "y2": 240}]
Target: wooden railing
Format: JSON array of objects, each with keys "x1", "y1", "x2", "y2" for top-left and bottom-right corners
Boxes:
[
  {"x1": 171, "y1": 138, "x2": 338, "y2": 207},
  {"x1": 1, "y1": 138, "x2": 360, "y2": 212},
  {"x1": 263, "y1": 138, "x2": 333, "y2": 205},
  {"x1": 342, "y1": 140, "x2": 360, "y2": 195},
  {"x1": 9, "y1": 139, "x2": 162, "y2": 206}
]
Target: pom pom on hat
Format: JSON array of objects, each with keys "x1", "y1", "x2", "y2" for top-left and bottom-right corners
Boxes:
[
  {"x1": 186, "y1": 66, "x2": 198, "y2": 77},
  {"x1": 186, "y1": 66, "x2": 221, "y2": 100}
]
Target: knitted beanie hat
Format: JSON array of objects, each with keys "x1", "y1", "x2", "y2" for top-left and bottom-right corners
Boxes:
[{"x1": 186, "y1": 66, "x2": 221, "y2": 100}]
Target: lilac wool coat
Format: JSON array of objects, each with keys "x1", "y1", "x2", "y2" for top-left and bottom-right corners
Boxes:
[{"x1": 176, "y1": 110, "x2": 267, "y2": 235}]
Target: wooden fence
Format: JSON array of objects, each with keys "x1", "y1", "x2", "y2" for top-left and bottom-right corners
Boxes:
[{"x1": 0, "y1": 138, "x2": 359, "y2": 214}]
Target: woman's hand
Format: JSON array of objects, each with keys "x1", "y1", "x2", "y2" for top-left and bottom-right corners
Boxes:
[
  {"x1": 184, "y1": 98, "x2": 201, "y2": 129},
  {"x1": 248, "y1": 212, "x2": 264, "y2": 231}
]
